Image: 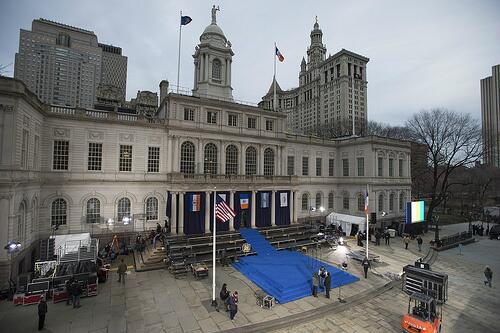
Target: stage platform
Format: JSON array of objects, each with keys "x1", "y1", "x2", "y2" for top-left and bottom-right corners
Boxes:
[{"x1": 234, "y1": 228, "x2": 359, "y2": 303}]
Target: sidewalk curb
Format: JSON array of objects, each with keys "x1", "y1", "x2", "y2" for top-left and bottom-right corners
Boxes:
[{"x1": 218, "y1": 279, "x2": 401, "y2": 333}]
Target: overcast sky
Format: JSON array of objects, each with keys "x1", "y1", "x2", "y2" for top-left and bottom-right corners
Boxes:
[{"x1": 1, "y1": 0, "x2": 499, "y2": 124}]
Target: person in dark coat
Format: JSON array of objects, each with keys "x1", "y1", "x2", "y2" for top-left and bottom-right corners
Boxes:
[
  {"x1": 65, "y1": 276, "x2": 74, "y2": 305},
  {"x1": 117, "y1": 259, "x2": 128, "y2": 283},
  {"x1": 417, "y1": 236, "x2": 423, "y2": 252},
  {"x1": 228, "y1": 291, "x2": 238, "y2": 320},
  {"x1": 484, "y1": 266, "x2": 493, "y2": 287},
  {"x1": 70, "y1": 280, "x2": 82, "y2": 308},
  {"x1": 375, "y1": 232, "x2": 381, "y2": 246},
  {"x1": 312, "y1": 272, "x2": 319, "y2": 297},
  {"x1": 324, "y1": 271, "x2": 331, "y2": 298},
  {"x1": 38, "y1": 295, "x2": 48, "y2": 330},
  {"x1": 220, "y1": 249, "x2": 228, "y2": 267},
  {"x1": 219, "y1": 283, "x2": 230, "y2": 311},
  {"x1": 385, "y1": 231, "x2": 390, "y2": 245},
  {"x1": 361, "y1": 257, "x2": 371, "y2": 279}
]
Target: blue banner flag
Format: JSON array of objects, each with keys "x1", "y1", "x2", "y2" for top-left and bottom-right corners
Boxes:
[
  {"x1": 181, "y1": 15, "x2": 192, "y2": 26},
  {"x1": 261, "y1": 192, "x2": 269, "y2": 208},
  {"x1": 188, "y1": 193, "x2": 200, "y2": 212}
]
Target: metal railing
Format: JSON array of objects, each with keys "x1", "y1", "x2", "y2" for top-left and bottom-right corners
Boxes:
[
  {"x1": 438, "y1": 231, "x2": 472, "y2": 248},
  {"x1": 169, "y1": 84, "x2": 259, "y2": 108},
  {"x1": 56, "y1": 238, "x2": 98, "y2": 264}
]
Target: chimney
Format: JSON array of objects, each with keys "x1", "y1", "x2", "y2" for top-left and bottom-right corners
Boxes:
[{"x1": 159, "y1": 80, "x2": 169, "y2": 105}]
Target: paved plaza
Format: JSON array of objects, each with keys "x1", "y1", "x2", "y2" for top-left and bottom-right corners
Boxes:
[{"x1": 0, "y1": 223, "x2": 498, "y2": 333}]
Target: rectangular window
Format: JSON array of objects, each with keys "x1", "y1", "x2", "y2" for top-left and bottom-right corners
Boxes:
[
  {"x1": 206, "y1": 111, "x2": 217, "y2": 124},
  {"x1": 21, "y1": 130, "x2": 29, "y2": 169},
  {"x1": 247, "y1": 117, "x2": 256, "y2": 129},
  {"x1": 329, "y1": 158, "x2": 334, "y2": 176},
  {"x1": 302, "y1": 157, "x2": 309, "y2": 176},
  {"x1": 33, "y1": 135, "x2": 39, "y2": 170},
  {"x1": 266, "y1": 119, "x2": 274, "y2": 131},
  {"x1": 228, "y1": 114, "x2": 237, "y2": 126},
  {"x1": 316, "y1": 157, "x2": 322, "y2": 176},
  {"x1": 119, "y1": 145, "x2": 133, "y2": 172},
  {"x1": 378, "y1": 157, "x2": 383, "y2": 177},
  {"x1": 389, "y1": 158, "x2": 394, "y2": 177},
  {"x1": 87, "y1": 142, "x2": 102, "y2": 171},
  {"x1": 342, "y1": 158, "x2": 349, "y2": 177},
  {"x1": 343, "y1": 196, "x2": 350, "y2": 210},
  {"x1": 52, "y1": 140, "x2": 69, "y2": 170},
  {"x1": 399, "y1": 159, "x2": 404, "y2": 177},
  {"x1": 184, "y1": 107, "x2": 194, "y2": 121},
  {"x1": 357, "y1": 157, "x2": 364, "y2": 176},
  {"x1": 287, "y1": 156, "x2": 295, "y2": 176},
  {"x1": 148, "y1": 146, "x2": 160, "y2": 173}
]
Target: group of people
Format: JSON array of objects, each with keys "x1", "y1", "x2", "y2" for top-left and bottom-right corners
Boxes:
[
  {"x1": 312, "y1": 266, "x2": 332, "y2": 298},
  {"x1": 219, "y1": 283, "x2": 239, "y2": 320},
  {"x1": 472, "y1": 224, "x2": 488, "y2": 236},
  {"x1": 65, "y1": 277, "x2": 83, "y2": 308}
]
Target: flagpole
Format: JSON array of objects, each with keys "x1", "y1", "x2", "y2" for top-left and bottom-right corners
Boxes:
[
  {"x1": 273, "y1": 42, "x2": 277, "y2": 111},
  {"x1": 366, "y1": 184, "x2": 369, "y2": 260},
  {"x1": 212, "y1": 188, "x2": 217, "y2": 305},
  {"x1": 176, "y1": 11, "x2": 182, "y2": 93}
]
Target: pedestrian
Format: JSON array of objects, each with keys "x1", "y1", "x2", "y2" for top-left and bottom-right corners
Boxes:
[
  {"x1": 324, "y1": 271, "x2": 331, "y2": 299},
  {"x1": 486, "y1": 225, "x2": 490, "y2": 236},
  {"x1": 37, "y1": 295, "x2": 48, "y2": 330},
  {"x1": 219, "y1": 283, "x2": 230, "y2": 312},
  {"x1": 484, "y1": 266, "x2": 493, "y2": 287},
  {"x1": 361, "y1": 257, "x2": 371, "y2": 278},
  {"x1": 70, "y1": 280, "x2": 82, "y2": 308},
  {"x1": 65, "y1": 276, "x2": 74, "y2": 306},
  {"x1": 318, "y1": 266, "x2": 326, "y2": 289},
  {"x1": 375, "y1": 232, "x2": 381, "y2": 246},
  {"x1": 404, "y1": 235, "x2": 410, "y2": 250},
  {"x1": 228, "y1": 291, "x2": 238, "y2": 320},
  {"x1": 385, "y1": 231, "x2": 390, "y2": 245},
  {"x1": 220, "y1": 248, "x2": 228, "y2": 267},
  {"x1": 417, "y1": 236, "x2": 423, "y2": 252},
  {"x1": 312, "y1": 272, "x2": 319, "y2": 297},
  {"x1": 117, "y1": 259, "x2": 127, "y2": 284}
]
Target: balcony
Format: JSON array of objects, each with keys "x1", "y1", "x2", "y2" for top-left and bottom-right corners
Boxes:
[{"x1": 169, "y1": 173, "x2": 296, "y2": 185}]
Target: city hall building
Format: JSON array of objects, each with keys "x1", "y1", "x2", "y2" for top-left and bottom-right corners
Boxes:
[{"x1": 0, "y1": 11, "x2": 411, "y2": 281}]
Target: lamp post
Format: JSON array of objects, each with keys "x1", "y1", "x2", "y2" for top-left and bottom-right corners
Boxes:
[{"x1": 4, "y1": 241, "x2": 22, "y2": 299}]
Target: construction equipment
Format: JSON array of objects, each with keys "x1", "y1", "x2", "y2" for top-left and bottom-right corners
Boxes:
[{"x1": 401, "y1": 264, "x2": 448, "y2": 333}]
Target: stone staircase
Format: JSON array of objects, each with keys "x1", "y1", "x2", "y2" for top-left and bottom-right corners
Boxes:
[{"x1": 134, "y1": 246, "x2": 168, "y2": 272}]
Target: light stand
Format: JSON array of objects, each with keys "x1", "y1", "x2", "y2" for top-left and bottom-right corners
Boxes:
[
  {"x1": 338, "y1": 262, "x2": 348, "y2": 303},
  {"x1": 4, "y1": 241, "x2": 22, "y2": 300}
]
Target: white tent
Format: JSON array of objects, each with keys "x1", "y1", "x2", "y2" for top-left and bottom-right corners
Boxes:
[{"x1": 326, "y1": 212, "x2": 366, "y2": 236}]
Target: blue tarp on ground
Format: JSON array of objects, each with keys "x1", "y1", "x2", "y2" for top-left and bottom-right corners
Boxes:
[{"x1": 234, "y1": 228, "x2": 359, "y2": 303}]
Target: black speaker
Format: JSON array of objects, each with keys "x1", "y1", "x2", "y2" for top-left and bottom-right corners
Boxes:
[{"x1": 370, "y1": 212, "x2": 377, "y2": 224}]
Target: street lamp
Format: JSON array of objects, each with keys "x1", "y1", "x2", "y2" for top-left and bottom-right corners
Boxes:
[{"x1": 4, "y1": 241, "x2": 21, "y2": 300}]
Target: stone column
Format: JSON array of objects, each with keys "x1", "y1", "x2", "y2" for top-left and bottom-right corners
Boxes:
[
  {"x1": 228, "y1": 59, "x2": 232, "y2": 86},
  {"x1": 271, "y1": 190, "x2": 276, "y2": 226},
  {"x1": 178, "y1": 192, "x2": 184, "y2": 235},
  {"x1": 289, "y1": 190, "x2": 294, "y2": 225},
  {"x1": 198, "y1": 139, "x2": 203, "y2": 174},
  {"x1": 251, "y1": 191, "x2": 256, "y2": 228},
  {"x1": 294, "y1": 191, "x2": 299, "y2": 223},
  {"x1": 173, "y1": 136, "x2": 179, "y2": 172},
  {"x1": 171, "y1": 192, "x2": 177, "y2": 235},
  {"x1": 240, "y1": 143, "x2": 245, "y2": 175},
  {"x1": 205, "y1": 191, "x2": 211, "y2": 233},
  {"x1": 220, "y1": 141, "x2": 225, "y2": 175},
  {"x1": 229, "y1": 191, "x2": 235, "y2": 231}
]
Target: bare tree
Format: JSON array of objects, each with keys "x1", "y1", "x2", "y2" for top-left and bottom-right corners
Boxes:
[
  {"x1": 367, "y1": 120, "x2": 411, "y2": 140},
  {"x1": 406, "y1": 109, "x2": 483, "y2": 223},
  {"x1": 307, "y1": 119, "x2": 354, "y2": 138}
]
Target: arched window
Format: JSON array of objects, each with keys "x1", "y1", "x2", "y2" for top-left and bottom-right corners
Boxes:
[
  {"x1": 117, "y1": 198, "x2": 131, "y2": 221},
  {"x1": 357, "y1": 194, "x2": 364, "y2": 212},
  {"x1": 301, "y1": 193, "x2": 309, "y2": 211},
  {"x1": 378, "y1": 193, "x2": 384, "y2": 212},
  {"x1": 263, "y1": 148, "x2": 274, "y2": 176},
  {"x1": 180, "y1": 141, "x2": 195, "y2": 174},
  {"x1": 31, "y1": 197, "x2": 38, "y2": 233},
  {"x1": 343, "y1": 192, "x2": 350, "y2": 210},
  {"x1": 204, "y1": 143, "x2": 218, "y2": 174},
  {"x1": 86, "y1": 198, "x2": 101, "y2": 224},
  {"x1": 399, "y1": 192, "x2": 405, "y2": 211},
  {"x1": 328, "y1": 192, "x2": 334, "y2": 209},
  {"x1": 18, "y1": 202, "x2": 26, "y2": 240},
  {"x1": 315, "y1": 193, "x2": 322, "y2": 209},
  {"x1": 51, "y1": 198, "x2": 67, "y2": 226},
  {"x1": 212, "y1": 59, "x2": 222, "y2": 80},
  {"x1": 389, "y1": 193, "x2": 395, "y2": 211},
  {"x1": 146, "y1": 197, "x2": 158, "y2": 221},
  {"x1": 245, "y1": 147, "x2": 257, "y2": 175},
  {"x1": 225, "y1": 145, "x2": 238, "y2": 175}
]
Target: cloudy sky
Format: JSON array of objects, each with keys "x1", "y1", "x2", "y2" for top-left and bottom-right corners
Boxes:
[{"x1": 1, "y1": 0, "x2": 499, "y2": 124}]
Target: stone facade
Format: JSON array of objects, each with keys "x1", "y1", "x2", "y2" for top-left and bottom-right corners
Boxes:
[
  {"x1": 0, "y1": 10, "x2": 410, "y2": 283},
  {"x1": 481, "y1": 64, "x2": 500, "y2": 168},
  {"x1": 260, "y1": 20, "x2": 368, "y2": 136}
]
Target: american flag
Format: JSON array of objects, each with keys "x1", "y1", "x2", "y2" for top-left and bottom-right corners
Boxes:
[{"x1": 216, "y1": 194, "x2": 236, "y2": 222}]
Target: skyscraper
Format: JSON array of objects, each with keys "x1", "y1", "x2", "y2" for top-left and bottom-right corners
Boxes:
[
  {"x1": 14, "y1": 18, "x2": 127, "y2": 109},
  {"x1": 260, "y1": 20, "x2": 368, "y2": 136},
  {"x1": 480, "y1": 64, "x2": 500, "y2": 168}
]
